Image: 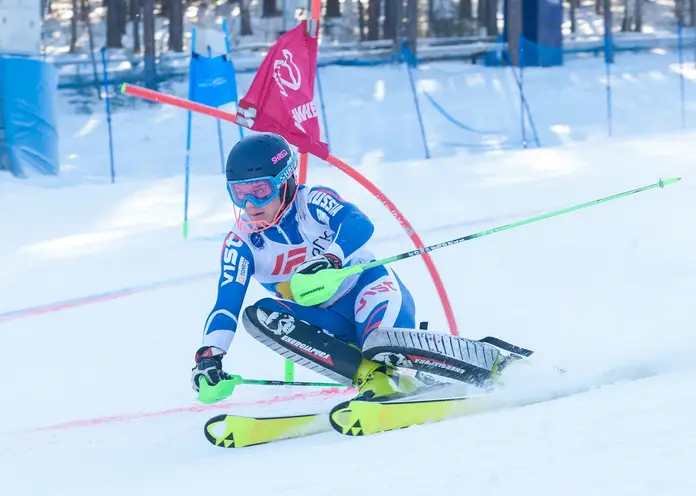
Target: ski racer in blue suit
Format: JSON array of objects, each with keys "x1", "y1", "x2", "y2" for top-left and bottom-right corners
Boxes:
[{"x1": 191, "y1": 133, "x2": 423, "y2": 399}]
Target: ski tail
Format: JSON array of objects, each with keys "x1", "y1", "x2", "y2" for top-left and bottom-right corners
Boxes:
[
  {"x1": 204, "y1": 413, "x2": 330, "y2": 448},
  {"x1": 329, "y1": 391, "x2": 498, "y2": 436}
]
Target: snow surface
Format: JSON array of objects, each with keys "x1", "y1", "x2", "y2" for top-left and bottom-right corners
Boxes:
[{"x1": 2, "y1": 57, "x2": 696, "y2": 495}]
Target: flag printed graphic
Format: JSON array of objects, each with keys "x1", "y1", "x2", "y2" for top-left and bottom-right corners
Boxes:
[{"x1": 236, "y1": 21, "x2": 329, "y2": 160}]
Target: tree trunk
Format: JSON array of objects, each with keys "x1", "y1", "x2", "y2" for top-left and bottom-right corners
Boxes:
[
  {"x1": 384, "y1": 0, "x2": 397, "y2": 40},
  {"x1": 324, "y1": 0, "x2": 342, "y2": 39},
  {"x1": 168, "y1": 0, "x2": 183, "y2": 51},
  {"x1": 367, "y1": 0, "x2": 380, "y2": 40},
  {"x1": 635, "y1": 0, "x2": 642, "y2": 30},
  {"x1": 326, "y1": 0, "x2": 341, "y2": 17},
  {"x1": 357, "y1": 0, "x2": 366, "y2": 41},
  {"x1": 119, "y1": 0, "x2": 127, "y2": 34},
  {"x1": 131, "y1": 0, "x2": 141, "y2": 52},
  {"x1": 70, "y1": 0, "x2": 79, "y2": 52},
  {"x1": 569, "y1": 0, "x2": 577, "y2": 33},
  {"x1": 504, "y1": 0, "x2": 522, "y2": 65},
  {"x1": 621, "y1": 0, "x2": 631, "y2": 32},
  {"x1": 477, "y1": 0, "x2": 487, "y2": 33},
  {"x1": 106, "y1": 0, "x2": 124, "y2": 47},
  {"x1": 678, "y1": 0, "x2": 688, "y2": 25},
  {"x1": 427, "y1": 0, "x2": 434, "y2": 36},
  {"x1": 262, "y1": 0, "x2": 278, "y2": 17},
  {"x1": 143, "y1": 0, "x2": 157, "y2": 88},
  {"x1": 458, "y1": 0, "x2": 473, "y2": 36},
  {"x1": 81, "y1": 0, "x2": 96, "y2": 53},
  {"x1": 486, "y1": 0, "x2": 498, "y2": 37},
  {"x1": 432, "y1": 0, "x2": 457, "y2": 37},
  {"x1": 240, "y1": 0, "x2": 252, "y2": 35},
  {"x1": 405, "y1": 0, "x2": 418, "y2": 55}
]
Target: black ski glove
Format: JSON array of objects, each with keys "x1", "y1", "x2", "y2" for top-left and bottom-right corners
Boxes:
[
  {"x1": 295, "y1": 253, "x2": 342, "y2": 275},
  {"x1": 191, "y1": 346, "x2": 230, "y2": 392}
]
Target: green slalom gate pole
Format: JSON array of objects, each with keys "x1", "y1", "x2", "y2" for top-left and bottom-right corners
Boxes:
[
  {"x1": 291, "y1": 177, "x2": 681, "y2": 307},
  {"x1": 284, "y1": 359, "x2": 295, "y2": 382}
]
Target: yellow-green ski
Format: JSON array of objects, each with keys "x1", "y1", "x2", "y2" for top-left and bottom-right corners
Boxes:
[
  {"x1": 204, "y1": 413, "x2": 330, "y2": 448},
  {"x1": 329, "y1": 393, "x2": 503, "y2": 436}
]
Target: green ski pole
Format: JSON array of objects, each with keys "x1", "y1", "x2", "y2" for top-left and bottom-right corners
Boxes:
[
  {"x1": 290, "y1": 177, "x2": 681, "y2": 307},
  {"x1": 197, "y1": 374, "x2": 348, "y2": 404}
]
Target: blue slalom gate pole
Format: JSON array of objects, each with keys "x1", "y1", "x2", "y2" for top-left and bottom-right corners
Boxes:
[
  {"x1": 518, "y1": 37, "x2": 527, "y2": 149},
  {"x1": 604, "y1": 47, "x2": 613, "y2": 137},
  {"x1": 502, "y1": 39, "x2": 541, "y2": 148},
  {"x1": 183, "y1": 28, "x2": 197, "y2": 239},
  {"x1": 208, "y1": 44, "x2": 226, "y2": 173},
  {"x1": 315, "y1": 67, "x2": 331, "y2": 151},
  {"x1": 402, "y1": 43, "x2": 430, "y2": 159},
  {"x1": 223, "y1": 20, "x2": 244, "y2": 144},
  {"x1": 100, "y1": 47, "x2": 116, "y2": 183},
  {"x1": 603, "y1": 2, "x2": 614, "y2": 137},
  {"x1": 678, "y1": 21, "x2": 686, "y2": 129},
  {"x1": 183, "y1": 109, "x2": 193, "y2": 239}
]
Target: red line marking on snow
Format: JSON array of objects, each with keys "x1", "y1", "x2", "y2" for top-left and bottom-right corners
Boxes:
[
  {"x1": 28, "y1": 387, "x2": 355, "y2": 434},
  {"x1": 0, "y1": 272, "x2": 217, "y2": 325},
  {"x1": 0, "y1": 290, "x2": 138, "y2": 324}
]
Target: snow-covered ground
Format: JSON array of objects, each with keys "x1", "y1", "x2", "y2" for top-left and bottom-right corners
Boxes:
[{"x1": 2, "y1": 55, "x2": 696, "y2": 494}]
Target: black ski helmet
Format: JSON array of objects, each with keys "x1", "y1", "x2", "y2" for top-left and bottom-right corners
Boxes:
[{"x1": 225, "y1": 133, "x2": 297, "y2": 204}]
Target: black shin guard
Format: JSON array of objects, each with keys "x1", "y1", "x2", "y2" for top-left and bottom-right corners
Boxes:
[{"x1": 241, "y1": 305, "x2": 363, "y2": 386}]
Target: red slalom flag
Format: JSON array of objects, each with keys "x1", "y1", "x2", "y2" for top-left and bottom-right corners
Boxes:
[{"x1": 237, "y1": 21, "x2": 329, "y2": 160}]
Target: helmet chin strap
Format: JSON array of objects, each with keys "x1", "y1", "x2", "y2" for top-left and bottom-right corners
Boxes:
[{"x1": 234, "y1": 179, "x2": 299, "y2": 234}]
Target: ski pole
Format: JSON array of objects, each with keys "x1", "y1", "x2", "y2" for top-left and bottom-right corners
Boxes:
[
  {"x1": 197, "y1": 374, "x2": 349, "y2": 404},
  {"x1": 290, "y1": 177, "x2": 681, "y2": 307},
  {"x1": 228, "y1": 375, "x2": 347, "y2": 388}
]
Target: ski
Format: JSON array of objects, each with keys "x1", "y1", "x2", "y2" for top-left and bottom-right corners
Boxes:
[
  {"x1": 204, "y1": 412, "x2": 331, "y2": 448},
  {"x1": 201, "y1": 330, "x2": 539, "y2": 448},
  {"x1": 328, "y1": 391, "x2": 500, "y2": 436}
]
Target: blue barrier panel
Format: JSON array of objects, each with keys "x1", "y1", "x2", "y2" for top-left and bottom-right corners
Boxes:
[
  {"x1": 0, "y1": 56, "x2": 59, "y2": 177},
  {"x1": 523, "y1": 0, "x2": 563, "y2": 67}
]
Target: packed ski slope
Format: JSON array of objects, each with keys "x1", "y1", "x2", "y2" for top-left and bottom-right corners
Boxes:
[
  {"x1": 2, "y1": 61, "x2": 696, "y2": 494},
  {"x1": 2, "y1": 131, "x2": 695, "y2": 495}
]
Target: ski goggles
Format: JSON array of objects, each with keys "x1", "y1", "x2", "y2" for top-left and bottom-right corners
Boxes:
[{"x1": 227, "y1": 153, "x2": 297, "y2": 208}]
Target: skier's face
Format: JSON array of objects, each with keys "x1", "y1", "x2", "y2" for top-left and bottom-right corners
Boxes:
[{"x1": 244, "y1": 195, "x2": 283, "y2": 224}]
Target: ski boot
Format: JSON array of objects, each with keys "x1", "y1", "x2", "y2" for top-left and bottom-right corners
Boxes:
[{"x1": 352, "y1": 358, "x2": 425, "y2": 401}]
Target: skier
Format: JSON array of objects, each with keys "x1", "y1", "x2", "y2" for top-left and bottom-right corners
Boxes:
[{"x1": 191, "y1": 133, "x2": 515, "y2": 401}]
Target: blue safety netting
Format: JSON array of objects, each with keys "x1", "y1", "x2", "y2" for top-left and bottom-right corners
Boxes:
[
  {"x1": 502, "y1": 36, "x2": 694, "y2": 145},
  {"x1": 0, "y1": 56, "x2": 59, "y2": 177},
  {"x1": 401, "y1": 43, "x2": 526, "y2": 153}
]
